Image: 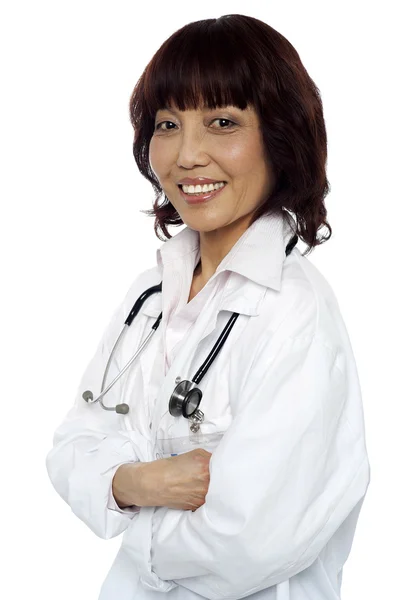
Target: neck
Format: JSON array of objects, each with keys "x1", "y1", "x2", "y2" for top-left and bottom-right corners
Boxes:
[{"x1": 193, "y1": 213, "x2": 255, "y2": 284}]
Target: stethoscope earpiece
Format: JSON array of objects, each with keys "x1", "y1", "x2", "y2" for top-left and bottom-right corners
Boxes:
[
  {"x1": 82, "y1": 390, "x2": 94, "y2": 403},
  {"x1": 82, "y1": 389, "x2": 129, "y2": 414}
]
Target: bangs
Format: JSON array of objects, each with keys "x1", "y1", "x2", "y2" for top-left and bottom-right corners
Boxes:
[{"x1": 143, "y1": 19, "x2": 257, "y2": 115}]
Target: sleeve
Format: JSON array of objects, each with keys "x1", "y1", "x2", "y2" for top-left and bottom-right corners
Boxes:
[
  {"x1": 140, "y1": 335, "x2": 370, "y2": 599},
  {"x1": 107, "y1": 463, "x2": 141, "y2": 514},
  {"x1": 45, "y1": 274, "x2": 152, "y2": 540}
]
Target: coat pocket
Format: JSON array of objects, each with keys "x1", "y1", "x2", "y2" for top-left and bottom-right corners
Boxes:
[{"x1": 155, "y1": 430, "x2": 227, "y2": 459}]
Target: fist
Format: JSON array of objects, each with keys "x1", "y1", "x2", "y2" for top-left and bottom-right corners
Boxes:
[{"x1": 140, "y1": 448, "x2": 212, "y2": 511}]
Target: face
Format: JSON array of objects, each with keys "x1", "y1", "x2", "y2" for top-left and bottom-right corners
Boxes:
[{"x1": 149, "y1": 99, "x2": 277, "y2": 235}]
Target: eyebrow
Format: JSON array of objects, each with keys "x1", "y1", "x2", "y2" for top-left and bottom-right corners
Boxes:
[
  {"x1": 161, "y1": 106, "x2": 179, "y2": 114},
  {"x1": 157, "y1": 105, "x2": 237, "y2": 115}
]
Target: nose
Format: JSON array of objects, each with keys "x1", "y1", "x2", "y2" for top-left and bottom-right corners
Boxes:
[{"x1": 176, "y1": 127, "x2": 210, "y2": 169}]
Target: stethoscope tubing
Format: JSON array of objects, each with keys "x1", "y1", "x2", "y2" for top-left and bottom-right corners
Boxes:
[
  {"x1": 83, "y1": 234, "x2": 298, "y2": 414},
  {"x1": 97, "y1": 325, "x2": 156, "y2": 409},
  {"x1": 82, "y1": 285, "x2": 163, "y2": 410}
]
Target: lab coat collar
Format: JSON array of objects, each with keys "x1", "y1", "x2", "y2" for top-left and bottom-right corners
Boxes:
[
  {"x1": 141, "y1": 210, "x2": 297, "y2": 324},
  {"x1": 156, "y1": 209, "x2": 297, "y2": 290},
  {"x1": 138, "y1": 210, "x2": 298, "y2": 441}
]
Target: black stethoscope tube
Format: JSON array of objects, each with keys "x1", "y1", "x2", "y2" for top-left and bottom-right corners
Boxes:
[{"x1": 83, "y1": 235, "x2": 298, "y2": 421}]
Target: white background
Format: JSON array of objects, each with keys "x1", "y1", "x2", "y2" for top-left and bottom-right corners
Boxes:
[{"x1": 1, "y1": 1, "x2": 397, "y2": 598}]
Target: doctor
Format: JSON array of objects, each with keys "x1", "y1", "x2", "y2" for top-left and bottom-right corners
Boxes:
[{"x1": 46, "y1": 14, "x2": 370, "y2": 600}]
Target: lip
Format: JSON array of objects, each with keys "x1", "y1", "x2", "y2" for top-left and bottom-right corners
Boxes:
[{"x1": 178, "y1": 183, "x2": 227, "y2": 204}]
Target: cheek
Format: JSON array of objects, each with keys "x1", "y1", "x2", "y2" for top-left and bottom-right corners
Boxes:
[
  {"x1": 237, "y1": 140, "x2": 269, "y2": 181},
  {"x1": 221, "y1": 138, "x2": 258, "y2": 174},
  {"x1": 148, "y1": 140, "x2": 154, "y2": 171},
  {"x1": 148, "y1": 140, "x2": 162, "y2": 177},
  {"x1": 149, "y1": 138, "x2": 174, "y2": 180}
]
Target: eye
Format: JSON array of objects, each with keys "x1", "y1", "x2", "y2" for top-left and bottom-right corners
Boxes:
[
  {"x1": 155, "y1": 121, "x2": 176, "y2": 131},
  {"x1": 154, "y1": 118, "x2": 236, "y2": 132},
  {"x1": 210, "y1": 118, "x2": 236, "y2": 129}
]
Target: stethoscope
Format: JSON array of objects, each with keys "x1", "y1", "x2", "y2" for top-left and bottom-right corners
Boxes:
[{"x1": 83, "y1": 234, "x2": 298, "y2": 432}]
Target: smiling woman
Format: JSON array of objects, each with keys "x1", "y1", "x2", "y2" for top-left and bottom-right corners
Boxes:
[
  {"x1": 129, "y1": 13, "x2": 331, "y2": 258},
  {"x1": 46, "y1": 12, "x2": 370, "y2": 600}
]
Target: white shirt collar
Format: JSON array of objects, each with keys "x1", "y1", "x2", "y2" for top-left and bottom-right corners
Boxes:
[{"x1": 156, "y1": 210, "x2": 297, "y2": 292}]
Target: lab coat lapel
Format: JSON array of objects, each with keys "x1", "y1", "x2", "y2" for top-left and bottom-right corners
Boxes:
[
  {"x1": 140, "y1": 274, "x2": 267, "y2": 446},
  {"x1": 137, "y1": 210, "x2": 298, "y2": 448}
]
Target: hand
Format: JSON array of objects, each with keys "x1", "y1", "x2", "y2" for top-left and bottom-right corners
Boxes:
[{"x1": 139, "y1": 448, "x2": 212, "y2": 511}]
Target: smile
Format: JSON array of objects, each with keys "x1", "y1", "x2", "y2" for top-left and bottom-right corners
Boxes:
[{"x1": 178, "y1": 182, "x2": 228, "y2": 204}]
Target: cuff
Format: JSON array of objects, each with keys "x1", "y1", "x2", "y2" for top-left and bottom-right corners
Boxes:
[{"x1": 107, "y1": 462, "x2": 141, "y2": 515}]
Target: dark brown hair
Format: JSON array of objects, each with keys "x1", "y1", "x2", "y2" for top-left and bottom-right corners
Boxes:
[{"x1": 129, "y1": 14, "x2": 332, "y2": 256}]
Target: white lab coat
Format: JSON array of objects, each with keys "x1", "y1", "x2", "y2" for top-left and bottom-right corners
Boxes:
[{"x1": 46, "y1": 210, "x2": 370, "y2": 600}]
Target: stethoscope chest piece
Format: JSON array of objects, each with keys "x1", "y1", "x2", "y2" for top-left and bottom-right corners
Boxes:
[{"x1": 169, "y1": 378, "x2": 204, "y2": 419}]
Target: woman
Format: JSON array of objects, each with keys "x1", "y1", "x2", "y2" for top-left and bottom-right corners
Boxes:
[{"x1": 46, "y1": 14, "x2": 370, "y2": 600}]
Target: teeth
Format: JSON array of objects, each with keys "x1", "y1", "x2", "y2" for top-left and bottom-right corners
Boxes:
[{"x1": 181, "y1": 181, "x2": 225, "y2": 195}]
